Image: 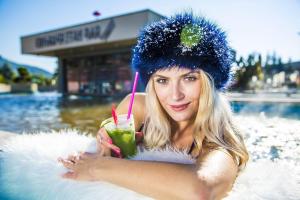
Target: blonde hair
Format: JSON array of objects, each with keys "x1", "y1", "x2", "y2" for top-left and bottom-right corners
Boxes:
[{"x1": 143, "y1": 69, "x2": 249, "y2": 171}]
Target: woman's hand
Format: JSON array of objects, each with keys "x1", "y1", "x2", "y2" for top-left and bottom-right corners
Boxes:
[
  {"x1": 57, "y1": 128, "x2": 122, "y2": 168},
  {"x1": 96, "y1": 127, "x2": 144, "y2": 156},
  {"x1": 58, "y1": 152, "x2": 106, "y2": 181},
  {"x1": 58, "y1": 128, "x2": 144, "y2": 168},
  {"x1": 96, "y1": 127, "x2": 122, "y2": 158}
]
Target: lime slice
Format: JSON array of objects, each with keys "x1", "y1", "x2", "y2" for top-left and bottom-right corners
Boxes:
[
  {"x1": 100, "y1": 117, "x2": 113, "y2": 128},
  {"x1": 122, "y1": 133, "x2": 133, "y2": 143}
]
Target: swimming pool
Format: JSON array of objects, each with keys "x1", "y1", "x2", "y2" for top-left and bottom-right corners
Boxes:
[
  {"x1": 0, "y1": 92, "x2": 299, "y2": 134},
  {"x1": 231, "y1": 101, "x2": 300, "y2": 119}
]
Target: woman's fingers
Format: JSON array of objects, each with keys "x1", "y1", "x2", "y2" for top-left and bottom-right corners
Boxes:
[
  {"x1": 67, "y1": 154, "x2": 77, "y2": 163},
  {"x1": 58, "y1": 158, "x2": 75, "y2": 170},
  {"x1": 79, "y1": 151, "x2": 101, "y2": 160},
  {"x1": 98, "y1": 128, "x2": 112, "y2": 143},
  {"x1": 96, "y1": 127, "x2": 123, "y2": 158},
  {"x1": 101, "y1": 140, "x2": 122, "y2": 158},
  {"x1": 62, "y1": 171, "x2": 77, "y2": 179},
  {"x1": 97, "y1": 128, "x2": 114, "y2": 156}
]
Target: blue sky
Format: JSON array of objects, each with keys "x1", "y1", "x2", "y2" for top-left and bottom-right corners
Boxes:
[{"x1": 0, "y1": 0, "x2": 299, "y2": 73}]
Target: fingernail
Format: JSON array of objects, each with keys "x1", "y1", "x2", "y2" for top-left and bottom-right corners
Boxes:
[
  {"x1": 112, "y1": 148, "x2": 121, "y2": 156},
  {"x1": 107, "y1": 138, "x2": 113, "y2": 144},
  {"x1": 115, "y1": 148, "x2": 121, "y2": 154}
]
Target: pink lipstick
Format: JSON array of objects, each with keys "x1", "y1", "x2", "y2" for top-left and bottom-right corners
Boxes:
[{"x1": 170, "y1": 103, "x2": 190, "y2": 111}]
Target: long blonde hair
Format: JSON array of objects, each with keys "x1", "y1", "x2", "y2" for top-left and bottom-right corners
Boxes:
[{"x1": 143, "y1": 69, "x2": 249, "y2": 171}]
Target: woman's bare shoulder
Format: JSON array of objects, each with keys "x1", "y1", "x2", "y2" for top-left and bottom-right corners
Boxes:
[
  {"x1": 124, "y1": 93, "x2": 146, "y2": 110},
  {"x1": 116, "y1": 93, "x2": 145, "y2": 110},
  {"x1": 195, "y1": 148, "x2": 238, "y2": 199},
  {"x1": 196, "y1": 147, "x2": 238, "y2": 185},
  {"x1": 116, "y1": 93, "x2": 146, "y2": 129},
  {"x1": 134, "y1": 92, "x2": 146, "y2": 104}
]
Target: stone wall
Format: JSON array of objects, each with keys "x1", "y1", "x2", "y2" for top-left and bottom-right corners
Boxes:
[
  {"x1": 0, "y1": 83, "x2": 11, "y2": 93},
  {"x1": 11, "y1": 83, "x2": 38, "y2": 93}
]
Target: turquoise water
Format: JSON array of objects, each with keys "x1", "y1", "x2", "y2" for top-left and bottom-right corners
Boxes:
[
  {"x1": 231, "y1": 101, "x2": 300, "y2": 119},
  {"x1": 0, "y1": 92, "x2": 299, "y2": 134}
]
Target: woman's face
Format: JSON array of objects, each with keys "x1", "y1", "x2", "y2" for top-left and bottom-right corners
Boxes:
[{"x1": 153, "y1": 68, "x2": 201, "y2": 122}]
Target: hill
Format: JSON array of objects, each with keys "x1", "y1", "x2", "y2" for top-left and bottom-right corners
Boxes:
[{"x1": 0, "y1": 55, "x2": 53, "y2": 78}]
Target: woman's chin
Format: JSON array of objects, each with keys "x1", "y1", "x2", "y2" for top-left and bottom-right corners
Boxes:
[{"x1": 168, "y1": 112, "x2": 194, "y2": 122}]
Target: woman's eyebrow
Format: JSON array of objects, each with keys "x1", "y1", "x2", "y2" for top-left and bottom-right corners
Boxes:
[
  {"x1": 181, "y1": 72, "x2": 200, "y2": 76},
  {"x1": 154, "y1": 71, "x2": 200, "y2": 78},
  {"x1": 153, "y1": 74, "x2": 168, "y2": 78}
]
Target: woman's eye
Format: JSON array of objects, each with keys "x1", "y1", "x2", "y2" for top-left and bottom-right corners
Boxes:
[
  {"x1": 156, "y1": 79, "x2": 168, "y2": 84},
  {"x1": 184, "y1": 76, "x2": 197, "y2": 81}
]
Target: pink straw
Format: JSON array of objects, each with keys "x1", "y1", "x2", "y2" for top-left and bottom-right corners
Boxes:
[
  {"x1": 111, "y1": 104, "x2": 118, "y2": 126},
  {"x1": 127, "y1": 72, "x2": 139, "y2": 120}
]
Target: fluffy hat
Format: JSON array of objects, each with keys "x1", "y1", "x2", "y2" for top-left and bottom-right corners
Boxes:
[{"x1": 132, "y1": 12, "x2": 234, "y2": 90}]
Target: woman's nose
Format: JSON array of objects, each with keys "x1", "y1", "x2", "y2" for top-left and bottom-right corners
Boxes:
[{"x1": 171, "y1": 82, "x2": 185, "y2": 101}]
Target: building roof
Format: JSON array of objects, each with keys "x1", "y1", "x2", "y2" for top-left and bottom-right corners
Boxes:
[{"x1": 21, "y1": 9, "x2": 164, "y2": 57}]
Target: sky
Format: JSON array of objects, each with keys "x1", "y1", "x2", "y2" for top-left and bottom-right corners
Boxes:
[{"x1": 0, "y1": 0, "x2": 299, "y2": 73}]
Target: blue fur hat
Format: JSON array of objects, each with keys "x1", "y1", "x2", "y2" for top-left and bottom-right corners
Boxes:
[{"x1": 132, "y1": 12, "x2": 234, "y2": 90}]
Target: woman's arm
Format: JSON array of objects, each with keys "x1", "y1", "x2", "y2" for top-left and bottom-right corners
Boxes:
[
  {"x1": 61, "y1": 149, "x2": 238, "y2": 200},
  {"x1": 98, "y1": 158, "x2": 210, "y2": 200}
]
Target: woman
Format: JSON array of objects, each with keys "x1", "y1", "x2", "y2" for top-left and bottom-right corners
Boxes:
[{"x1": 59, "y1": 12, "x2": 249, "y2": 200}]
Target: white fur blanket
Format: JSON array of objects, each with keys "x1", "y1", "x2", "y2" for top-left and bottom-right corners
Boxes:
[{"x1": 0, "y1": 130, "x2": 299, "y2": 200}]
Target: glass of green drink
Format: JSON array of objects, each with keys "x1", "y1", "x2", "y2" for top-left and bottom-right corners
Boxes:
[{"x1": 100, "y1": 114, "x2": 137, "y2": 158}]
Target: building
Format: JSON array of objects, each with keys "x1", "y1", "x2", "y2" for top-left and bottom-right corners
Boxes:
[
  {"x1": 21, "y1": 9, "x2": 164, "y2": 97},
  {"x1": 264, "y1": 61, "x2": 300, "y2": 88}
]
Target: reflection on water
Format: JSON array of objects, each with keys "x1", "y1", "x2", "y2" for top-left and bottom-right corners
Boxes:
[
  {"x1": 0, "y1": 92, "x2": 299, "y2": 135},
  {"x1": 0, "y1": 92, "x2": 120, "y2": 135},
  {"x1": 231, "y1": 101, "x2": 300, "y2": 119}
]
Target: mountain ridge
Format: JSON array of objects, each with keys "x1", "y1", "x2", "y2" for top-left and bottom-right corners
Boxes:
[{"x1": 0, "y1": 55, "x2": 53, "y2": 78}]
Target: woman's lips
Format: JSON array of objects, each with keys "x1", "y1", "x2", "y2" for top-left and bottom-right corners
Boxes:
[{"x1": 170, "y1": 103, "x2": 190, "y2": 111}]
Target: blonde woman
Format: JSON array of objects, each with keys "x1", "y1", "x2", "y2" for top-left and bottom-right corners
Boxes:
[{"x1": 59, "y1": 12, "x2": 249, "y2": 200}]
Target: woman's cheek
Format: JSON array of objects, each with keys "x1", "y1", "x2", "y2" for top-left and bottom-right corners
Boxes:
[
  {"x1": 185, "y1": 83, "x2": 201, "y2": 100},
  {"x1": 155, "y1": 86, "x2": 169, "y2": 100}
]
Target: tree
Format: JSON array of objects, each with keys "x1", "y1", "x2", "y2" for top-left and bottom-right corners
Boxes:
[
  {"x1": 52, "y1": 67, "x2": 59, "y2": 79},
  {"x1": 0, "y1": 74, "x2": 5, "y2": 83},
  {"x1": 31, "y1": 74, "x2": 53, "y2": 86},
  {"x1": 0, "y1": 63, "x2": 15, "y2": 83},
  {"x1": 231, "y1": 53, "x2": 264, "y2": 90},
  {"x1": 14, "y1": 67, "x2": 32, "y2": 83},
  {"x1": 236, "y1": 56, "x2": 245, "y2": 67}
]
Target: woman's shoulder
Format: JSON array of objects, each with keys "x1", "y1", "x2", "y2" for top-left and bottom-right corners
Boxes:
[
  {"x1": 116, "y1": 93, "x2": 146, "y2": 130},
  {"x1": 134, "y1": 92, "x2": 146, "y2": 104},
  {"x1": 117, "y1": 93, "x2": 146, "y2": 111},
  {"x1": 197, "y1": 146, "x2": 236, "y2": 168},
  {"x1": 126, "y1": 93, "x2": 146, "y2": 114}
]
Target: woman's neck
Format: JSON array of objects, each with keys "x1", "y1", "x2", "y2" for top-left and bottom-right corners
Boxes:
[
  {"x1": 170, "y1": 120, "x2": 194, "y2": 151},
  {"x1": 171, "y1": 120, "x2": 193, "y2": 140}
]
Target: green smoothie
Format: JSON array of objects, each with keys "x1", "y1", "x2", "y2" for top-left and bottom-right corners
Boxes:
[{"x1": 100, "y1": 114, "x2": 137, "y2": 158}]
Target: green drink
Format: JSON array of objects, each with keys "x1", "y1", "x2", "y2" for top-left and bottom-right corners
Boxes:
[{"x1": 100, "y1": 114, "x2": 137, "y2": 158}]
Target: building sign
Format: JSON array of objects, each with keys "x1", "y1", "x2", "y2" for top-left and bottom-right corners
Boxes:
[
  {"x1": 35, "y1": 19, "x2": 116, "y2": 49},
  {"x1": 21, "y1": 10, "x2": 164, "y2": 54}
]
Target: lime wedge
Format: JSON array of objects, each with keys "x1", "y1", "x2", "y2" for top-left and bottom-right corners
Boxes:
[{"x1": 100, "y1": 117, "x2": 113, "y2": 128}]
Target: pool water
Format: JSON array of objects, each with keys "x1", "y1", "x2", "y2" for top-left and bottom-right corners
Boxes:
[
  {"x1": 231, "y1": 101, "x2": 300, "y2": 119},
  {"x1": 0, "y1": 92, "x2": 299, "y2": 135}
]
